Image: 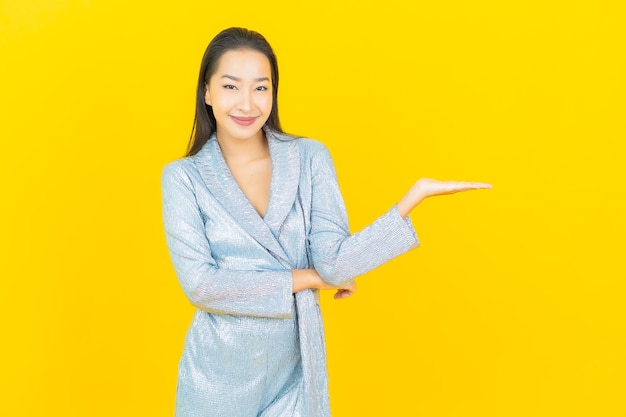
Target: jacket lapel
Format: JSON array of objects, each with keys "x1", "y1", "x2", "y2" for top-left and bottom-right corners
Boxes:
[
  {"x1": 263, "y1": 129, "x2": 301, "y2": 238},
  {"x1": 192, "y1": 129, "x2": 300, "y2": 267}
]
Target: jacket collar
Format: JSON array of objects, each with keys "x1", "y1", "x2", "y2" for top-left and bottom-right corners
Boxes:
[{"x1": 192, "y1": 128, "x2": 300, "y2": 267}]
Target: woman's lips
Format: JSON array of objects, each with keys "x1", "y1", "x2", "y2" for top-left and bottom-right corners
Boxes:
[{"x1": 230, "y1": 116, "x2": 257, "y2": 126}]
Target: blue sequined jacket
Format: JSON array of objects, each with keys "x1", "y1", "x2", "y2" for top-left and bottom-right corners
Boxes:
[{"x1": 162, "y1": 128, "x2": 419, "y2": 417}]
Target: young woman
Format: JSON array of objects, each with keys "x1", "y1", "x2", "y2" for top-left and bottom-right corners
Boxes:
[{"x1": 162, "y1": 27, "x2": 491, "y2": 417}]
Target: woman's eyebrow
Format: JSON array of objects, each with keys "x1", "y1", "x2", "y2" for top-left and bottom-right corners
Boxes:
[{"x1": 221, "y1": 74, "x2": 270, "y2": 82}]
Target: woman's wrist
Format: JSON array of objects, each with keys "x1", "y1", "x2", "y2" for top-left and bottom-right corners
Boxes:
[
  {"x1": 292, "y1": 269, "x2": 338, "y2": 293},
  {"x1": 292, "y1": 269, "x2": 315, "y2": 293},
  {"x1": 397, "y1": 189, "x2": 425, "y2": 218}
]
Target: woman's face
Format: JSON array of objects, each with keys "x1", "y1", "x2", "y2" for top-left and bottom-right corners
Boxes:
[{"x1": 205, "y1": 49, "x2": 273, "y2": 143}]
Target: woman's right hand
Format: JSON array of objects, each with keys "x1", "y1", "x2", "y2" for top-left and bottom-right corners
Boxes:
[
  {"x1": 332, "y1": 281, "x2": 357, "y2": 299},
  {"x1": 292, "y1": 269, "x2": 357, "y2": 299}
]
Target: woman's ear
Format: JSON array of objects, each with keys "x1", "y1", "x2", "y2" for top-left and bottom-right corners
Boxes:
[{"x1": 204, "y1": 83, "x2": 211, "y2": 106}]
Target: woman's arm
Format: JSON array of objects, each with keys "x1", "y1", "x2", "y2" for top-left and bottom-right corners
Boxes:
[
  {"x1": 163, "y1": 163, "x2": 296, "y2": 318},
  {"x1": 307, "y1": 145, "x2": 490, "y2": 287},
  {"x1": 163, "y1": 162, "x2": 356, "y2": 316}
]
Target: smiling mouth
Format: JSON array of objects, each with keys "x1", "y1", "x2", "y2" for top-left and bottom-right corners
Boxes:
[{"x1": 230, "y1": 116, "x2": 257, "y2": 126}]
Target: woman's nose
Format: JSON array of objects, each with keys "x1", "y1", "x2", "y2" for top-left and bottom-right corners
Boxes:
[{"x1": 237, "y1": 91, "x2": 252, "y2": 112}]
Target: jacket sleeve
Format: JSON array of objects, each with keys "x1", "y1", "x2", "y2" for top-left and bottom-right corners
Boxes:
[
  {"x1": 161, "y1": 162, "x2": 293, "y2": 318},
  {"x1": 308, "y1": 145, "x2": 420, "y2": 287}
]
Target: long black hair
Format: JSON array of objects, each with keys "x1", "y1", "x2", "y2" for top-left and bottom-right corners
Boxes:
[{"x1": 186, "y1": 27, "x2": 284, "y2": 156}]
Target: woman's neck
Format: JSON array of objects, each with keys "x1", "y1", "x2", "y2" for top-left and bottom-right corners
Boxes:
[{"x1": 217, "y1": 130, "x2": 269, "y2": 164}]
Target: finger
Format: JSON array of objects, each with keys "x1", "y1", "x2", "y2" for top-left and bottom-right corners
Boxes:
[
  {"x1": 448, "y1": 181, "x2": 493, "y2": 191},
  {"x1": 334, "y1": 289, "x2": 353, "y2": 299},
  {"x1": 337, "y1": 289, "x2": 352, "y2": 299},
  {"x1": 464, "y1": 181, "x2": 492, "y2": 189}
]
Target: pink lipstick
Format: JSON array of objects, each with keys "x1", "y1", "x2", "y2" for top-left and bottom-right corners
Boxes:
[{"x1": 230, "y1": 116, "x2": 257, "y2": 126}]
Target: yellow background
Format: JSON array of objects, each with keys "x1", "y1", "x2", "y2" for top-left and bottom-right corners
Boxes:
[{"x1": 1, "y1": 0, "x2": 624, "y2": 416}]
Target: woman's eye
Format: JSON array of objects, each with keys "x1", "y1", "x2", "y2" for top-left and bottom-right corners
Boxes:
[
  {"x1": 256, "y1": 86, "x2": 268, "y2": 91},
  {"x1": 223, "y1": 85, "x2": 236, "y2": 90}
]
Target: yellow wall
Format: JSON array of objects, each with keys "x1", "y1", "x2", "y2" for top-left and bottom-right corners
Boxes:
[{"x1": 1, "y1": 1, "x2": 624, "y2": 415}]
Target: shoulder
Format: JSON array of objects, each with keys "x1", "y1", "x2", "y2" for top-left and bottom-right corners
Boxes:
[
  {"x1": 268, "y1": 129, "x2": 331, "y2": 160},
  {"x1": 296, "y1": 137, "x2": 329, "y2": 156},
  {"x1": 161, "y1": 157, "x2": 200, "y2": 190},
  {"x1": 276, "y1": 134, "x2": 337, "y2": 176}
]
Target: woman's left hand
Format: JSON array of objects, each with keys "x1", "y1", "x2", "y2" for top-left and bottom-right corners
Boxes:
[{"x1": 398, "y1": 178, "x2": 492, "y2": 217}]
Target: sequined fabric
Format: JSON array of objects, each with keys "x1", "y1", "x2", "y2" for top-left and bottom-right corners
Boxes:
[{"x1": 162, "y1": 128, "x2": 419, "y2": 417}]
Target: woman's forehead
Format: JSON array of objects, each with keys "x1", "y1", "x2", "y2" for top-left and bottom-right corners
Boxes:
[{"x1": 213, "y1": 49, "x2": 272, "y2": 81}]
